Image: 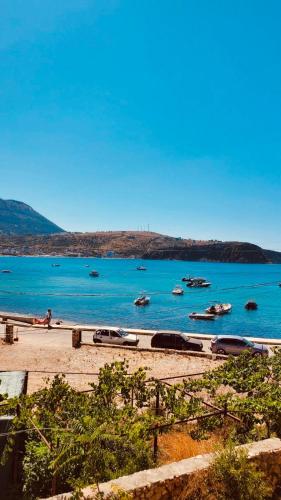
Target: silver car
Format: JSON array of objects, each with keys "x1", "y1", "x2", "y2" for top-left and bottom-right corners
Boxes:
[
  {"x1": 93, "y1": 328, "x2": 139, "y2": 347},
  {"x1": 210, "y1": 335, "x2": 268, "y2": 356}
]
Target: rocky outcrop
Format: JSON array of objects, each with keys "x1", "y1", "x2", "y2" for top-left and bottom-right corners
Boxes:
[{"x1": 142, "y1": 242, "x2": 270, "y2": 263}]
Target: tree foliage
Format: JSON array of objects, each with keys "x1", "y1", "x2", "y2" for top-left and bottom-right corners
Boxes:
[
  {"x1": 0, "y1": 361, "x2": 205, "y2": 498},
  {"x1": 2, "y1": 351, "x2": 281, "y2": 498}
]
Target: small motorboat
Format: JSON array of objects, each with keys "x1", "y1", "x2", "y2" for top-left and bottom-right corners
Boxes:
[
  {"x1": 184, "y1": 277, "x2": 211, "y2": 288},
  {"x1": 245, "y1": 301, "x2": 258, "y2": 310},
  {"x1": 52, "y1": 264, "x2": 61, "y2": 267},
  {"x1": 172, "y1": 285, "x2": 184, "y2": 295},
  {"x1": 137, "y1": 266, "x2": 147, "y2": 271},
  {"x1": 205, "y1": 303, "x2": 232, "y2": 315},
  {"x1": 189, "y1": 312, "x2": 215, "y2": 321},
  {"x1": 134, "y1": 295, "x2": 150, "y2": 306},
  {"x1": 1, "y1": 269, "x2": 12, "y2": 273},
  {"x1": 89, "y1": 270, "x2": 99, "y2": 277},
  {"x1": 85, "y1": 264, "x2": 90, "y2": 268}
]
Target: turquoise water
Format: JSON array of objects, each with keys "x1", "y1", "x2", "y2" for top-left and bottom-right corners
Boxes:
[{"x1": 0, "y1": 257, "x2": 281, "y2": 339}]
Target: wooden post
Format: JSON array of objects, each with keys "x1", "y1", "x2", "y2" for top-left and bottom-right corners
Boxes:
[
  {"x1": 153, "y1": 385, "x2": 160, "y2": 461},
  {"x1": 5, "y1": 324, "x2": 14, "y2": 344},
  {"x1": 153, "y1": 431, "x2": 158, "y2": 462},
  {"x1": 72, "y1": 329, "x2": 82, "y2": 348}
]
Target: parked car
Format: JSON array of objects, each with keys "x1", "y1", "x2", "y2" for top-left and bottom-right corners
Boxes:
[
  {"x1": 210, "y1": 335, "x2": 268, "y2": 356},
  {"x1": 93, "y1": 328, "x2": 139, "y2": 347},
  {"x1": 151, "y1": 332, "x2": 203, "y2": 352}
]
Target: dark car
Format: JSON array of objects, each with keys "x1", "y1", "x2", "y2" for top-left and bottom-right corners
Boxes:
[{"x1": 151, "y1": 331, "x2": 203, "y2": 352}]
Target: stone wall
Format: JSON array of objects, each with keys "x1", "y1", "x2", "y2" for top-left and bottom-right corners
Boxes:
[{"x1": 46, "y1": 438, "x2": 281, "y2": 499}]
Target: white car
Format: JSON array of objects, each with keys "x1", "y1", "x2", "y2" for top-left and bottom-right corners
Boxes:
[{"x1": 93, "y1": 328, "x2": 139, "y2": 347}]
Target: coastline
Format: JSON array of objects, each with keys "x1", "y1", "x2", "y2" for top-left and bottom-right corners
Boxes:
[
  {"x1": 1, "y1": 309, "x2": 281, "y2": 346},
  {"x1": 0, "y1": 252, "x2": 279, "y2": 263}
]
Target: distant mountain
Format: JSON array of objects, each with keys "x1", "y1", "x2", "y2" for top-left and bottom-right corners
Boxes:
[
  {"x1": 0, "y1": 229, "x2": 280, "y2": 263},
  {"x1": 0, "y1": 199, "x2": 65, "y2": 235}
]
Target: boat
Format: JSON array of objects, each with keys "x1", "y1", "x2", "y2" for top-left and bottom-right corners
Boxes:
[
  {"x1": 137, "y1": 266, "x2": 147, "y2": 271},
  {"x1": 172, "y1": 285, "x2": 184, "y2": 295},
  {"x1": 85, "y1": 264, "x2": 90, "y2": 268},
  {"x1": 52, "y1": 264, "x2": 61, "y2": 267},
  {"x1": 189, "y1": 312, "x2": 215, "y2": 321},
  {"x1": 205, "y1": 303, "x2": 232, "y2": 315},
  {"x1": 1, "y1": 269, "x2": 12, "y2": 273},
  {"x1": 245, "y1": 301, "x2": 258, "y2": 310},
  {"x1": 186, "y1": 277, "x2": 211, "y2": 288},
  {"x1": 89, "y1": 270, "x2": 99, "y2": 277},
  {"x1": 134, "y1": 295, "x2": 150, "y2": 306}
]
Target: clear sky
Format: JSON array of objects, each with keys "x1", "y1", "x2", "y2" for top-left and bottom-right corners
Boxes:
[{"x1": 1, "y1": 1, "x2": 281, "y2": 249}]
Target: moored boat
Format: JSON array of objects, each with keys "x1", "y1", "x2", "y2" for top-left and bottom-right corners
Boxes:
[
  {"x1": 245, "y1": 301, "x2": 258, "y2": 310},
  {"x1": 186, "y1": 277, "x2": 211, "y2": 288},
  {"x1": 134, "y1": 295, "x2": 150, "y2": 306},
  {"x1": 205, "y1": 303, "x2": 232, "y2": 315},
  {"x1": 172, "y1": 285, "x2": 184, "y2": 295},
  {"x1": 1, "y1": 269, "x2": 12, "y2": 273},
  {"x1": 89, "y1": 270, "x2": 99, "y2": 277},
  {"x1": 137, "y1": 266, "x2": 147, "y2": 271},
  {"x1": 189, "y1": 312, "x2": 215, "y2": 321}
]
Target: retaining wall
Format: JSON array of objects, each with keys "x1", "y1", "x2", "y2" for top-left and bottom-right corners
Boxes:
[{"x1": 46, "y1": 438, "x2": 281, "y2": 499}]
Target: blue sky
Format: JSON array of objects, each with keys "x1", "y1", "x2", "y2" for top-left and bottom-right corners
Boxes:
[{"x1": 1, "y1": 1, "x2": 281, "y2": 249}]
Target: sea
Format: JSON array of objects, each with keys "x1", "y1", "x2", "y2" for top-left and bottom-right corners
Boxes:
[{"x1": 0, "y1": 256, "x2": 281, "y2": 339}]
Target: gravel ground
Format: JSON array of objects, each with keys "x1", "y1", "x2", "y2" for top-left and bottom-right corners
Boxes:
[{"x1": 0, "y1": 325, "x2": 222, "y2": 393}]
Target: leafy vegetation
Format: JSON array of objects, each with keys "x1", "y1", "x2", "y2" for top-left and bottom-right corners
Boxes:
[
  {"x1": 183, "y1": 348, "x2": 281, "y2": 443},
  {"x1": 183, "y1": 443, "x2": 272, "y2": 500},
  {"x1": 0, "y1": 361, "x2": 205, "y2": 498},
  {"x1": 2, "y1": 351, "x2": 281, "y2": 498}
]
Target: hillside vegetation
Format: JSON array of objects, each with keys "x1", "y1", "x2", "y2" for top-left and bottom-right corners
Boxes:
[{"x1": 0, "y1": 230, "x2": 279, "y2": 263}]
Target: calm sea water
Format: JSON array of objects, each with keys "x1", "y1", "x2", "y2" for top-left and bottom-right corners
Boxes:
[{"x1": 0, "y1": 257, "x2": 281, "y2": 339}]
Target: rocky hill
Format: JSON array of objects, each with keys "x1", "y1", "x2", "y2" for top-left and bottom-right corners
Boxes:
[
  {"x1": 0, "y1": 199, "x2": 64, "y2": 235},
  {"x1": 0, "y1": 230, "x2": 280, "y2": 263}
]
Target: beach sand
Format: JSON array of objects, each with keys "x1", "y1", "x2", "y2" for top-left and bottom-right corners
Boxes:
[{"x1": 0, "y1": 324, "x2": 222, "y2": 393}]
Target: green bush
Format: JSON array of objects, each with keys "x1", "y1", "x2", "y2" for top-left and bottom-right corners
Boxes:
[{"x1": 183, "y1": 443, "x2": 272, "y2": 500}]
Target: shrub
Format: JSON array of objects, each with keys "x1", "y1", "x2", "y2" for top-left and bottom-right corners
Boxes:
[{"x1": 183, "y1": 443, "x2": 272, "y2": 500}]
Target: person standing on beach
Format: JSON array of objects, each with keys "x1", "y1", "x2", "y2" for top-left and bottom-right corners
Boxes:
[{"x1": 46, "y1": 308, "x2": 52, "y2": 329}]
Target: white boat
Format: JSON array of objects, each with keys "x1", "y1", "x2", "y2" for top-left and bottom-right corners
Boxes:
[
  {"x1": 172, "y1": 286, "x2": 184, "y2": 295},
  {"x1": 205, "y1": 303, "x2": 232, "y2": 315},
  {"x1": 186, "y1": 278, "x2": 211, "y2": 288},
  {"x1": 189, "y1": 312, "x2": 215, "y2": 321},
  {"x1": 1, "y1": 269, "x2": 12, "y2": 274},
  {"x1": 134, "y1": 295, "x2": 150, "y2": 306},
  {"x1": 137, "y1": 266, "x2": 147, "y2": 271}
]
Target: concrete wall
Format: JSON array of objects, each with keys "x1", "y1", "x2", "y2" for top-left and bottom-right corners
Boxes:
[{"x1": 47, "y1": 438, "x2": 281, "y2": 499}]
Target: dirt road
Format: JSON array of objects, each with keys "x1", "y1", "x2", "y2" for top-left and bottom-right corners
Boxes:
[{"x1": 0, "y1": 325, "x2": 221, "y2": 393}]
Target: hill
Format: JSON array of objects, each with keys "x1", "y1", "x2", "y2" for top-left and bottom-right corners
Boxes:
[
  {"x1": 0, "y1": 199, "x2": 65, "y2": 235},
  {"x1": 0, "y1": 230, "x2": 280, "y2": 263}
]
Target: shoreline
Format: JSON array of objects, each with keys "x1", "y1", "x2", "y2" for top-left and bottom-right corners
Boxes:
[
  {"x1": 1, "y1": 309, "x2": 281, "y2": 346},
  {"x1": 0, "y1": 254, "x2": 279, "y2": 264}
]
